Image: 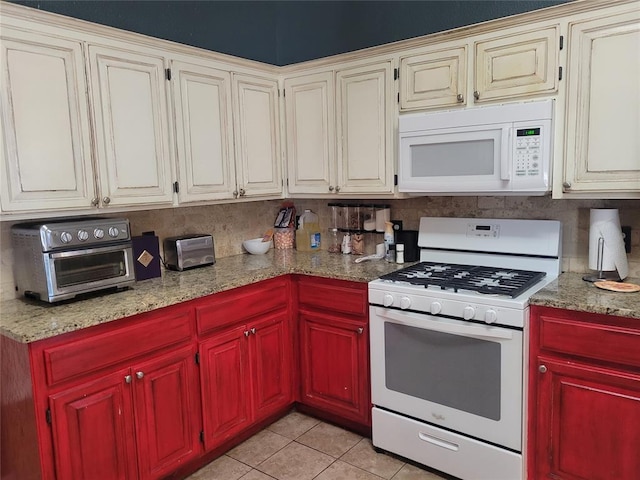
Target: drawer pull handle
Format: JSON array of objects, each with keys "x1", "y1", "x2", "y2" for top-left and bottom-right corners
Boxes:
[
  {"x1": 539, "y1": 365, "x2": 548, "y2": 374},
  {"x1": 250, "y1": 327, "x2": 256, "y2": 335},
  {"x1": 244, "y1": 330, "x2": 250, "y2": 337},
  {"x1": 136, "y1": 371, "x2": 144, "y2": 380},
  {"x1": 125, "y1": 375, "x2": 132, "y2": 384},
  {"x1": 418, "y1": 432, "x2": 459, "y2": 451},
  {"x1": 357, "y1": 327, "x2": 364, "y2": 335}
]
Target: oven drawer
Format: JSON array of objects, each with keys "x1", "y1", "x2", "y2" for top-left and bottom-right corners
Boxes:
[{"x1": 372, "y1": 407, "x2": 522, "y2": 480}]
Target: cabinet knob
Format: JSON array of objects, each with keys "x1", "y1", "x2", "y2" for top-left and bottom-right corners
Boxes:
[
  {"x1": 233, "y1": 190, "x2": 239, "y2": 198},
  {"x1": 473, "y1": 91, "x2": 480, "y2": 100},
  {"x1": 539, "y1": 365, "x2": 548, "y2": 374},
  {"x1": 563, "y1": 182, "x2": 571, "y2": 190},
  {"x1": 357, "y1": 327, "x2": 364, "y2": 335},
  {"x1": 457, "y1": 94, "x2": 464, "y2": 103},
  {"x1": 102, "y1": 196, "x2": 111, "y2": 205},
  {"x1": 125, "y1": 375, "x2": 132, "y2": 384},
  {"x1": 329, "y1": 186, "x2": 334, "y2": 192},
  {"x1": 250, "y1": 327, "x2": 256, "y2": 335},
  {"x1": 244, "y1": 330, "x2": 250, "y2": 337},
  {"x1": 239, "y1": 188, "x2": 246, "y2": 197},
  {"x1": 335, "y1": 186, "x2": 341, "y2": 193},
  {"x1": 136, "y1": 371, "x2": 144, "y2": 379},
  {"x1": 91, "y1": 197, "x2": 99, "y2": 207}
]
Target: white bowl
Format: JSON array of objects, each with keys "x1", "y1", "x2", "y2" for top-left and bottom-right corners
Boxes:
[{"x1": 243, "y1": 237, "x2": 272, "y2": 255}]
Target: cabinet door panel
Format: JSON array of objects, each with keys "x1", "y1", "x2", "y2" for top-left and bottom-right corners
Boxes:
[
  {"x1": 0, "y1": 30, "x2": 95, "y2": 212},
  {"x1": 232, "y1": 73, "x2": 282, "y2": 197},
  {"x1": 336, "y1": 62, "x2": 394, "y2": 194},
  {"x1": 535, "y1": 358, "x2": 640, "y2": 480},
  {"x1": 172, "y1": 60, "x2": 236, "y2": 202},
  {"x1": 49, "y1": 368, "x2": 137, "y2": 480},
  {"x1": 250, "y1": 312, "x2": 292, "y2": 420},
  {"x1": 284, "y1": 72, "x2": 335, "y2": 194},
  {"x1": 132, "y1": 345, "x2": 200, "y2": 480},
  {"x1": 199, "y1": 324, "x2": 250, "y2": 450},
  {"x1": 89, "y1": 45, "x2": 173, "y2": 207}
]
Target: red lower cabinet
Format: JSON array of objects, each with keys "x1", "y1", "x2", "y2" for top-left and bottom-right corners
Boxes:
[{"x1": 528, "y1": 306, "x2": 640, "y2": 480}]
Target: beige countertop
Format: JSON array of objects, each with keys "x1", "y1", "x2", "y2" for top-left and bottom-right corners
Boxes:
[
  {"x1": 530, "y1": 272, "x2": 640, "y2": 320},
  {"x1": 2, "y1": 251, "x2": 638, "y2": 344},
  {"x1": 0, "y1": 250, "x2": 409, "y2": 344}
]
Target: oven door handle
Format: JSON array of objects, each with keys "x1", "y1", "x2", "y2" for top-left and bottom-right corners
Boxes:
[{"x1": 374, "y1": 307, "x2": 514, "y2": 341}]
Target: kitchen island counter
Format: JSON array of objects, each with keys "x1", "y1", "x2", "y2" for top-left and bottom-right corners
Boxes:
[
  {"x1": 1, "y1": 250, "x2": 408, "y2": 343},
  {"x1": 530, "y1": 272, "x2": 640, "y2": 320}
]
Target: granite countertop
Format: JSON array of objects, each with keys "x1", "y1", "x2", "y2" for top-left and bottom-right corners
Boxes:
[
  {"x1": 0, "y1": 250, "x2": 410, "y2": 344},
  {"x1": 530, "y1": 272, "x2": 640, "y2": 320}
]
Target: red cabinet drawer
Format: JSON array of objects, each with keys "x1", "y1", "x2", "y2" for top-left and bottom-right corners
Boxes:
[
  {"x1": 196, "y1": 277, "x2": 289, "y2": 336},
  {"x1": 298, "y1": 276, "x2": 367, "y2": 317},
  {"x1": 43, "y1": 305, "x2": 194, "y2": 386}
]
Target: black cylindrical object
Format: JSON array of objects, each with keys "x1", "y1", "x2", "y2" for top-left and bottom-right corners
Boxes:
[{"x1": 396, "y1": 230, "x2": 419, "y2": 262}]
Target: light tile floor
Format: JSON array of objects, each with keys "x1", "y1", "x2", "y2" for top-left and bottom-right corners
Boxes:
[{"x1": 186, "y1": 411, "x2": 449, "y2": 480}]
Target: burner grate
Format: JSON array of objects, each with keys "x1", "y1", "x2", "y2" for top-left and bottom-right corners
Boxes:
[{"x1": 380, "y1": 262, "x2": 546, "y2": 298}]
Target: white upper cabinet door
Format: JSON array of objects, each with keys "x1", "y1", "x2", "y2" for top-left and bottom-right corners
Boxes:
[
  {"x1": 400, "y1": 45, "x2": 467, "y2": 111},
  {"x1": 562, "y1": 10, "x2": 640, "y2": 196},
  {"x1": 474, "y1": 26, "x2": 559, "y2": 103},
  {"x1": 284, "y1": 72, "x2": 335, "y2": 195},
  {"x1": 0, "y1": 29, "x2": 96, "y2": 213},
  {"x1": 336, "y1": 61, "x2": 395, "y2": 194},
  {"x1": 232, "y1": 73, "x2": 282, "y2": 198},
  {"x1": 88, "y1": 45, "x2": 174, "y2": 207},
  {"x1": 171, "y1": 60, "x2": 236, "y2": 203}
]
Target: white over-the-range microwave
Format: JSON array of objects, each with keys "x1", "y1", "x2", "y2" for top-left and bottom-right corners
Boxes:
[{"x1": 398, "y1": 99, "x2": 553, "y2": 196}]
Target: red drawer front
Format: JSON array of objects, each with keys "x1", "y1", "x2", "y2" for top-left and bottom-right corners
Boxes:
[
  {"x1": 43, "y1": 307, "x2": 194, "y2": 386},
  {"x1": 538, "y1": 314, "x2": 640, "y2": 369},
  {"x1": 196, "y1": 277, "x2": 289, "y2": 336},
  {"x1": 298, "y1": 277, "x2": 367, "y2": 317}
]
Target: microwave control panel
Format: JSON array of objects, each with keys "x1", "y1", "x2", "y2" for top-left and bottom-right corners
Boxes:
[{"x1": 514, "y1": 127, "x2": 542, "y2": 177}]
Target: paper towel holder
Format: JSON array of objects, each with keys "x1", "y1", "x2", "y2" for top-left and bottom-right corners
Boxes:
[{"x1": 582, "y1": 236, "x2": 622, "y2": 282}]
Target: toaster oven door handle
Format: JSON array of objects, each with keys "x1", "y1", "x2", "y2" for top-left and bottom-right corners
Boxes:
[{"x1": 48, "y1": 243, "x2": 131, "y2": 259}]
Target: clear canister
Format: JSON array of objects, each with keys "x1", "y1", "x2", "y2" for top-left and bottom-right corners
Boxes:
[
  {"x1": 328, "y1": 203, "x2": 341, "y2": 230},
  {"x1": 327, "y1": 228, "x2": 341, "y2": 253}
]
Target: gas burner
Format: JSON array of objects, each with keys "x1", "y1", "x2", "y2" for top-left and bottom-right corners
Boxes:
[{"x1": 380, "y1": 262, "x2": 546, "y2": 298}]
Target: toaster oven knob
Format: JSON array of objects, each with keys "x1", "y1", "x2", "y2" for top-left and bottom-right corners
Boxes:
[
  {"x1": 383, "y1": 294, "x2": 394, "y2": 307},
  {"x1": 399, "y1": 297, "x2": 412, "y2": 310},
  {"x1": 430, "y1": 301, "x2": 442, "y2": 315},
  {"x1": 463, "y1": 306, "x2": 476, "y2": 320},
  {"x1": 60, "y1": 231, "x2": 73, "y2": 244},
  {"x1": 108, "y1": 226, "x2": 120, "y2": 238},
  {"x1": 77, "y1": 230, "x2": 89, "y2": 241},
  {"x1": 93, "y1": 228, "x2": 105, "y2": 239},
  {"x1": 484, "y1": 309, "x2": 498, "y2": 324}
]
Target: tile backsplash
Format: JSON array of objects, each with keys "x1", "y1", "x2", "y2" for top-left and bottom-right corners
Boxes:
[{"x1": 1, "y1": 197, "x2": 638, "y2": 300}]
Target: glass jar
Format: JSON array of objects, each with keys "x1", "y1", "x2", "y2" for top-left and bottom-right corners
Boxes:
[{"x1": 327, "y1": 228, "x2": 341, "y2": 253}]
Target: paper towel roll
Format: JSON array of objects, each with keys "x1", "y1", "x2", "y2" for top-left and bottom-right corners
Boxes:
[{"x1": 588, "y1": 209, "x2": 628, "y2": 279}]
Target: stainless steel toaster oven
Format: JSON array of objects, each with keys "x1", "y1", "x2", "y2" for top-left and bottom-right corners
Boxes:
[{"x1": 11, "y1": 217, "x2": 135, "y2": 302}]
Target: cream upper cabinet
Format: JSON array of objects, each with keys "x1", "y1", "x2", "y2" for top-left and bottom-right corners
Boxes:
[
  {"x1": 232, "y1": 73, "x2": 282, "y2": 198},
  {"x1": 0, "y1": 29, "x2": 96, "y2": 214},
  {"x1": 399, "y1": 45, "x2": 467, "y2": 111},
  {"x1": 284, "y1": 71, "x2": 335, "y2": 195},
  {"x1": 559, "y1": 8, "x2": 640, "y2": 197},
  {"x1": 171, "y1": 60, "x2": 236, "y2": 203},
  {"x1": 335, "y1": 60, "x2": 395, "y2": 194},
  {"x1": 88, "y1": 45, "x2": 174, "y2": 208},
  {"x1": 473, "y1": 26, "x2": 559, "y2": 103}
]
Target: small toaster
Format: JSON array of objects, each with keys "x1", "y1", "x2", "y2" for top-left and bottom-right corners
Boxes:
[{"x1": 163, "y1": 234, "x2": 215, "y2": 271}]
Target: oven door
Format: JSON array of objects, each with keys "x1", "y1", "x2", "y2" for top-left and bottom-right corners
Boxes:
[
  {"x1": 369, "y1": 306, "x2": 522, "y2": 451},
  {"x1": 44, "y1": 244, "x2": 135, "y2": 301}
]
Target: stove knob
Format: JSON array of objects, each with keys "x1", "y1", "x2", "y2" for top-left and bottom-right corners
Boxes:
[
  {"x1": 383, "y1": 294, "x2": 394, "y2": 307},
  {"x1": 60, "y1": 232, "x2": 73, "y2": 244},
  {"x1": 108, "y1": 226, "x2": 120, "y2": 238},
  {"x1": 485, "y1": 309, "x2": 498, "y2": 324},
  {"x1": 77, "y1": 230, "x2": 89, "y2": 241},
  {"x1": 430, "y1": 302, "x2": 442, "y2": 315},
  {"x1": 463, "y1": 306, "x2": 476, "y2": 320},
  {"x1": 399, "y1": 297, "x2": 411, "y2": 310},
  {"x1": 93, "y1": 228, "x2": 105, "y2": 239}
]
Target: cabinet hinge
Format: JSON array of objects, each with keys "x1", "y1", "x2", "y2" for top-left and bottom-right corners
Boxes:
[
  {"x1": 559, "y1": 35, "x2": 564, "y2": 51},
  {"x1": 165, "y1": 68, "x2": 171, "y2": 81},
  {"x1": 46, "y1": 408, "x2": 52, "y2": 425},
  {"x1": 200, "y1": 431, "x2": 205, "y2": 443},
  {"x1": 173, "y1": 181, "x2": 179, "y2": 194},
  {"x1": 558, "y1": 66, "x2": 563, "y2": 81},
  {"x1": 394, "y1": 174, "x2": 398, "y2": 186},
  {"x1": 194, "y1": 352, "x2": 200, "y2": 365},
  {"x1": 394, "y1": 68, "x2": 399, "y2": 80}
]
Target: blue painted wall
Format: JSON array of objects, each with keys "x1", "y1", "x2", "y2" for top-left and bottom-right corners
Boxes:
[{"x1": 10, "y1": 1, "x2": 569, "y2": 65}]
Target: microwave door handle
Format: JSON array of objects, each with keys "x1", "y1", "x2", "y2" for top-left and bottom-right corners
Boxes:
[{"x1": 500, "y1": 127, "x2": 512, "y2": 180}]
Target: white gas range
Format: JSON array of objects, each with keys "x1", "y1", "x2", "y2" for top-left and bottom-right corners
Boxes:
[{"x1": 369, "y1": 217, "x2": 562, "y2": 480}]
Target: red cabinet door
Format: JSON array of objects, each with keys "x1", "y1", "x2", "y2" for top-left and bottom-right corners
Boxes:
[
  {"x1": 249, "y1": 311, "x2": 293, "y2": 421},
  {"x1": 535, "y1": 357, "x2": 640, "y2": 480},
  {"x1": 199, "y1": 324, "x2": 251, "y2": 451},
  {"x1": 49, "y1": 368, "x2": 137, "y2": 480},
  {"x1": 299, "y1": 310, "x2": 369, "y2": 424},
  {"x1": 132, "y1": 345, "x2": 201, "y2": 480}
]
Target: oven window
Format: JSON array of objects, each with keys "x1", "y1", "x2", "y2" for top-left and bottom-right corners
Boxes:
[
  {"x1": 384, "y1": 322, "x2": 501, "y2": 420},
  {"x1": 410, "y1": 139, "x2": 495, "y2": 177},
  {"x1": 54, "y1": 251, "x2": 127, "y2": 288}
]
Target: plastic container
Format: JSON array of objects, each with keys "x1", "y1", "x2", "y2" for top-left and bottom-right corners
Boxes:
[
  {"x1": 375, "y1": 205, "x2": 391, "y2": 232},
  {"x1": 328, "y1": 203, "x2": 341, "y2": 229},
  {"x1": 396, "y1": 244, "x2": 405, "y2": 264},
  {"x1": 296, "y1": 209, "x2": 321, "y2": 251},
  {"x1": 327, "y1": 228, "x2": 341, "y2": 253},
  {"x1": 384, "y1": 221, "x2": 395, "y2": 261},
  {"x1": 274, "y1": 228, "x2": 294, "y2": 249}
]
